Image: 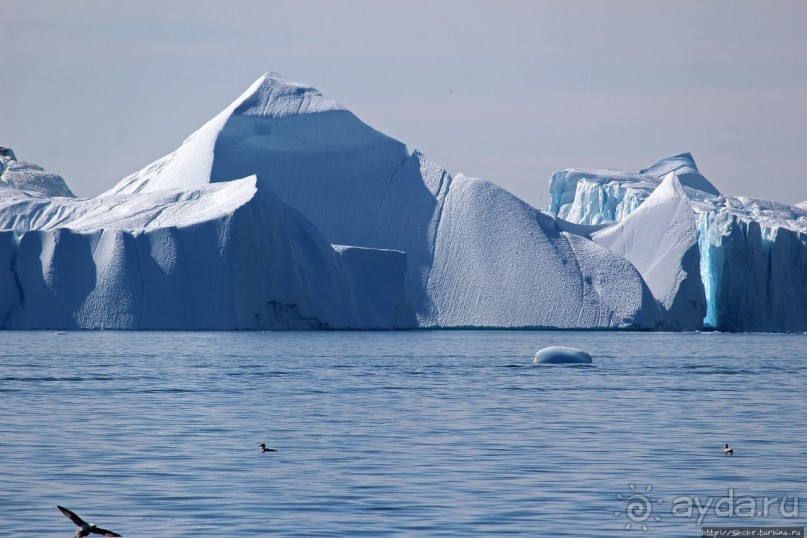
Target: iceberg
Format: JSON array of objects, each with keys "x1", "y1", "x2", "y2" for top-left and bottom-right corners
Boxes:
[
  {"x1": 4, "y1": 72, "x2": 801, "y2": 332},
  {"x1": 533, "y1": 346, "x2": 593, "y2": 364},
  {"x1": 693, "y1": 195, "x2": 807, "y2": 332},
  {"x1": 0, "y1": 149, "x2": 74, "y2": 198},
  {"x1": 0, "y1": 167, "x2": 415, "y2": 329},
  {"x1": 423, "y1": 173, "x2": 661, "y2": 328},
  {"x1": 591, "y1": 173, "x2": 706, "y2": 330},
  {"x1": 553, "y1": 155, "x2": 807, "y2": 332},
  {"x1": 548, "y1": 153, "x2": 719, "y2": 225},
  {"x1": 105, "y1": 72, "x2": 663, "y2": 329}
]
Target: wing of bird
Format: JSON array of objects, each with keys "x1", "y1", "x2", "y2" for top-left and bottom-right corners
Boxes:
[
  {"x1": 92, "y1": 527, "x2": 122, "y2": 537},
  {"x1": 58, "y1": 506, "x2": 87, "y2": 527}
]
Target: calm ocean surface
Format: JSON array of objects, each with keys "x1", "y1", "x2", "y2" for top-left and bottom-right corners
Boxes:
[{"x1": 1, "y1": 331, "x2": 805, "y2": 536}]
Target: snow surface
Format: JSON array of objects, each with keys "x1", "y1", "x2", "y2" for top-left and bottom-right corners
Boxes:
[
  {"x1": 592, "y1": 173, "x2": 705, "y2": 330},
  {"x1": 425, "y1": 173, "x2": 661, "y2": 327},
  {"x1": 107, "y1": 72, "x2": 663, "y2": 329},
  {"x1": 533, "y1": 346, "x2": 593, "y2": 364},
  {"x1": 797, "y1": 200, "x2": 807, "y2": 210},
  {"x1": 0, "y1": 173, "x2": 414, "y2": 329}
]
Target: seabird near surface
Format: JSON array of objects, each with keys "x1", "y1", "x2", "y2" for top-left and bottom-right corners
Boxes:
[
  {"x1": 57, "y1": 506, "x2": 122, "y2": 537},
  {"x1": 260, "y1": 443, "x2": 277, "y2": 453},
  {"x1": 723, "y1": 443, "x2": 734, "y2": 455}
]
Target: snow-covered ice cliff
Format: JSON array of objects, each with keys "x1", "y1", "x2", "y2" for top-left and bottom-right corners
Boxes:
[
  {"x1": 0, "y1": 169, "x2": 415, "y2": 329},
  {"x1": 692, "y1": 195, "x2": 807, "y2": 332}
]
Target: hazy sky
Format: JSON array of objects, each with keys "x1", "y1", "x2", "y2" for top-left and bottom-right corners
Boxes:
[{"x1": 2, "y1": 1, "x2": 806, "y2": 207}]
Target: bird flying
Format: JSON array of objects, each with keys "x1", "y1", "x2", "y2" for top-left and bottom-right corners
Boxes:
[{"x1": 57, "y1": 506, "x2": 122, "y2": 537}]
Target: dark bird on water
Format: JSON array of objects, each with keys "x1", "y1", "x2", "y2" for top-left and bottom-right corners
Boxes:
[
  {"x1": 57, "y1": 506, "x2": 122, "y2": 537},
  {"x1": 723, "y1": 443, "x2": 734, "y2": 455},
  {"x1": 260, "y1": 443, "x2": 277, "y2": 453},
  {"x1": 447, "y1": 89, "x2": 454, "y2": 94}
]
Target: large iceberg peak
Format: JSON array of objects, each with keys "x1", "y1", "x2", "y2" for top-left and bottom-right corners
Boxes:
[
  {"x1": 233, "y1": 72, "x2": 346, "y2": 118},
  {"x1": 103, "y1": 71, "x2": 666, "y2": 330},
  {"x1": 106, "y1": 71, "x2": 407, "y2": 197}
]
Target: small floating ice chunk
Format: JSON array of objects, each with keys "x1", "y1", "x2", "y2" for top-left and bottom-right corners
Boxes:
[{"x1": 533, "y1": 346, "x2": 592, "y2": 364}]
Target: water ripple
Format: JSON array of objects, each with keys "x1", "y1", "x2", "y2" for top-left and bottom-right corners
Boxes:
[{"x1": 0, "y1": 330, "x2": 805, "y2": 536}]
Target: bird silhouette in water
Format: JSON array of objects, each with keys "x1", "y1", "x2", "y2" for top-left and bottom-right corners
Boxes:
[
  {"x1": 447, "y1": 89, "x2": 454, "y2": 94},
  {"x1": 57, "y1": 506, "x2": 122, "y2": 537},
  {"x1": 723, "y1": 443, "x2": 734, "y2": 455},
  {"x1": 260, "y1": 443, "x2": 277, "y2": 453}
]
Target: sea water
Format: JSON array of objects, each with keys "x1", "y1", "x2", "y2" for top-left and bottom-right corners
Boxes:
[{"x1": 1, "y1": 331, "x2": 805, "y2": 536}]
